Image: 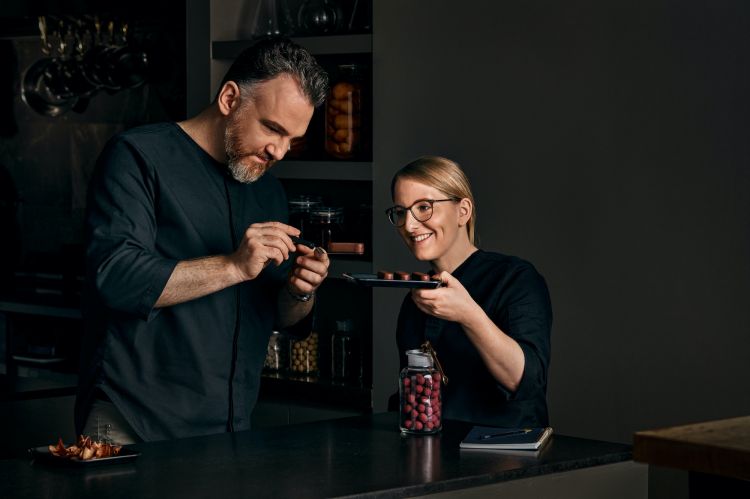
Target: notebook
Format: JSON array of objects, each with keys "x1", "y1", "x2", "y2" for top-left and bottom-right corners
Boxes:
[{"x1": 459, "y1": 426, "x2": 553, "y2": 450}]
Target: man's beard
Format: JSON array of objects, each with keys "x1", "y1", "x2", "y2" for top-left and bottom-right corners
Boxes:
[{"x1": 224, "y1": 116, "x2": 275, "y2": 184}]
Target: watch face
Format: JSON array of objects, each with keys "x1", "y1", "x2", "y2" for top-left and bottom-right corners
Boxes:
[{"x1": 288, "y1": 288, "x2": 314, "y2": 302}]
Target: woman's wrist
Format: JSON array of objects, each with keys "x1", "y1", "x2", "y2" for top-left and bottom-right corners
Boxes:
[{"x1": 461, "y1": 302, "x2": 489, "y2": 333}]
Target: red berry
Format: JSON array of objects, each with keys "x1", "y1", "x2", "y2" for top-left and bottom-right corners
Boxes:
[
  {"x1": 424, "y1": 388, "x2": 432, "y2": 397},
  {"x1": 411, "y1": 409, "x2": 418, "y2": 419},
  {"x1": 426, "y1": 422, "x2": 434, "y2": 430},
  {"x1": 416, "y1": 374, "x2": 425, "y2": 385},
  {"x1": 415, "y1": 385, "x2": 424, "y2": 394},
  {"x1": 403, "y1": 404, "x2": 412, "y2": 413},
  {"x1": 403, "y1": 377, "x2": 411, "y2": 387},
  {"x1": 417, "y1": 403, "x2": 425, "y2": 413},
  {"x1": 404, "y1": 420, "x2": 413, "y2": 429},
  {"x1": 408, "y1": 393, "x2": 416, "y2": 404},
  {"x1": 419, "y1": 413, "x2": 428, "y2": 423},
  {"x1": 415, "y1": 421, "x2": 423, "y2": 430},
  {"x1": 433, "y1": 373, "x2": 442, "y2": 383}
]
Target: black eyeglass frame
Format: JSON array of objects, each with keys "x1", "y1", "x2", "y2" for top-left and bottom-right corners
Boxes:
[{"x1": 385, "y1": 198, "x2": 460, "y2": 227}]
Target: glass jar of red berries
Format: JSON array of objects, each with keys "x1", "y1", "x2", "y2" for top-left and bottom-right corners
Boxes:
[{"x1": 399, "y1": 349, "x2": 442, "y2": 434}]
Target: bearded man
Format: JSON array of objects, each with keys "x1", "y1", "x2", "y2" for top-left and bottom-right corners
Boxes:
[{"x1": 75, "y1": 38, "x2": 329, "y2": 442}]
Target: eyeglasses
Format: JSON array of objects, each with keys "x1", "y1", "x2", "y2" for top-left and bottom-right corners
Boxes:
[{"x1": 385, "y1": 198, "x2": 459, "y2": 227}]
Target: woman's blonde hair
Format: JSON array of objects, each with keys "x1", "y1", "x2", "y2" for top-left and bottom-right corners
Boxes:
[{"x1": 390, "y1": 156, "x2": 477, "y2": 244}]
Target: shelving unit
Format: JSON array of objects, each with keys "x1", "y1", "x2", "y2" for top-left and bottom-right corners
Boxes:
[
  {"x1": 208, "y1": 24, "x2": 375, "y2": 419},
  {"x1": 212, "y1": 34, "x2": 373, "y2": 59},
  {"x1": 271, "y1": 160, "x2": 371, "y2": 181},
  {"x1": 1, "y1": 298, "x2": 82, "y2": 400}
]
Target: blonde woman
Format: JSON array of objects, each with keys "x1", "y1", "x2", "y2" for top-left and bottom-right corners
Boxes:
[{"x1": 387, "y1": 156, "x2": 552, "y2": 427}]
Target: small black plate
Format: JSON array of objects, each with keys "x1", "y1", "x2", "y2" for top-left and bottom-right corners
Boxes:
[
  {"x1": 342, "y1": 273, "x2": 442, "y2": 289},
  {"x1": 29, "y1": 446, "x2": 141, "y2": 467}
]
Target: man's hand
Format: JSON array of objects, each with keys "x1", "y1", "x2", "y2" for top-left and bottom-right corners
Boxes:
[
  {"x1": 156, "y1": 221, "x2": 307, "y2": 309},
  {"x1": 229, "y1": 222, "x2": 300, "y2": 282},
  {"x1": 276, "y1": 244, "x2": 329, "y2": 329},
  {"x1": 287, "y1": 245, "x2": 329, "y2": 296}
]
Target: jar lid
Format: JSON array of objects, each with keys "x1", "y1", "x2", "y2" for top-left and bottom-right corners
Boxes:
[
  {"x1": 310, "y1": 206, "x2": 344, "y2": 222},
  {"x1": 335, "y1": 319, "x2": 354, "y2": 333},
  {"x1": 335, "y1": 64, "x2": 365, "y2": 80},
  {"x1": 406, "y1": 349, "x2": 433, "y2": 368},
  {"x1": 288, "y1": 196, "x2": 323, "y2": 212}
]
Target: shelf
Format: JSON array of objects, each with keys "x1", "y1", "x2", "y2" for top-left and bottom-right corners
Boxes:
[
  {"x1": 212, "y1": 34, "x2": 373, "y2": 60},
  {"x1": 271, "y1": 160, "x2": 371, "y2": 181},
  {"x1": 0, "y1": 368, "x2": 78, "y2": 401},
  {"x1": 259, "y1": 372, "x2": 371, "y2": 411},
  {"x1": 0, "y1": 300, "x2": 81, "y2": 319}
]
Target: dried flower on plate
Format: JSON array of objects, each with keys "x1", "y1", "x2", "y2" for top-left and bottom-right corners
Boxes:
[{"x1": 47, "y1": 435, "x2": 122, "y2": 461}]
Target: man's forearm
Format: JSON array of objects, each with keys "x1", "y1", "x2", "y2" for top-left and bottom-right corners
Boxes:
[
  {"x1": 155, "y1": 255, "x2": 244, "y2": 308},
  {"x1": 276, "y1": 285, "x2": 314, "y2": 330}
]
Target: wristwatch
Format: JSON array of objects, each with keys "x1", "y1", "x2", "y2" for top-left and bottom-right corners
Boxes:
[{"x1": 287, "y1": 286, "x2": 314, "y2": 302}]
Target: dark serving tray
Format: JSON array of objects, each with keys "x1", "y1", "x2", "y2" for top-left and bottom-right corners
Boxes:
[
  {"x1": 342, "y1": 273, "x2": 442, "y2": 289},
  {"x1": 29, "y1": 446, "x2": 141, "y2": 467}
]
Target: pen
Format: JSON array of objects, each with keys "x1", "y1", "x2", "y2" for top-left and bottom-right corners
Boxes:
[
  {"x1": 291, "y1": 235, "x2": 316, "y2": 249},
  {"x1": 479, "y1": 428, "x2": 533, "y2": 440}
]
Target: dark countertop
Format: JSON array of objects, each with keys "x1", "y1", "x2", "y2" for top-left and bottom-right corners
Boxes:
[{"x1": 0, "y1": 412, "x2": 632, "y2": 498}]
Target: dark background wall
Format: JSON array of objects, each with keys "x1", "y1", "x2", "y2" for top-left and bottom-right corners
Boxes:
[
  {"x1": 0, "y1": 4, "x2": 185, "y2": 278},
  {"x1": 371, "y1": 0, "x2": 750, "y2": 443}
]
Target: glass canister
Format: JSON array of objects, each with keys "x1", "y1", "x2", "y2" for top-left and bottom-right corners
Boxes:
[
  {"x1": 308, "y1": 206, "x2": 344, "y2": 249},
  {"x1": 399, "y1": 349, "x2": 442, "y2": 434},
  {"x1": 325, "y1": 64, "x2": 364, "y2": 159},
  {"x1": 264, "y1": 330, "x2": 289, "y2": 372},
  {"x1": 288, "y1": 195, "x2": 322, "y2": 237},
  {"x1": 296, "y1": 0, "x2": 342, "y2": 35},
  {"x1": 331, "y1": 319, "x2": 358, "y2": 380},
  {"x1": 291, "y1": 331, "x2": 319, "y2": 375}
]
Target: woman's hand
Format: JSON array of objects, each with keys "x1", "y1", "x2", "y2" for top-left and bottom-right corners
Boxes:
[
  {"x1": 411, "y1": 271, "x2": 481, "y2": 325},
  {"x1": 413, "y1": 270, "x2": 526, "y2": 392}
]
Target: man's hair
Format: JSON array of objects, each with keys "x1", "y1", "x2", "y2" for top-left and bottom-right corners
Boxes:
[{"x1": 218, "y1": 37, "x2": 329, "y2": 106}]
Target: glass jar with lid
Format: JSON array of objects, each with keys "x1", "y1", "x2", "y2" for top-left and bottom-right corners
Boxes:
[
  {"x1": 308, "y1": 206, "x2": 344, "y2": 249},
  {"x1": 325, "y1": 64, "x2": 365, "y2": 160},
  {"x1": 331, "y1": 319, "x2": 359, "y2": 381},
  {"x1": 288, "y1": 195, "x2": 322, "y2": 237},
  {"x1": 296, "y1": 0, "x2": 342, "y2": 35},
  {"x1": 290, "y1": 331, "x2": 319, "y2": 375},
  {"x1": 263, "y1": 330, "x2": 290, "y2": 372},
  {"x1": 399, "y1": 349, "x2": 442, "y2": 434}
]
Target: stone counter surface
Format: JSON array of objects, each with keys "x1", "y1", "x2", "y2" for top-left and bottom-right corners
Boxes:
[{"x1": 0, "y1": 412, "x2": 632, "y2": 498}]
